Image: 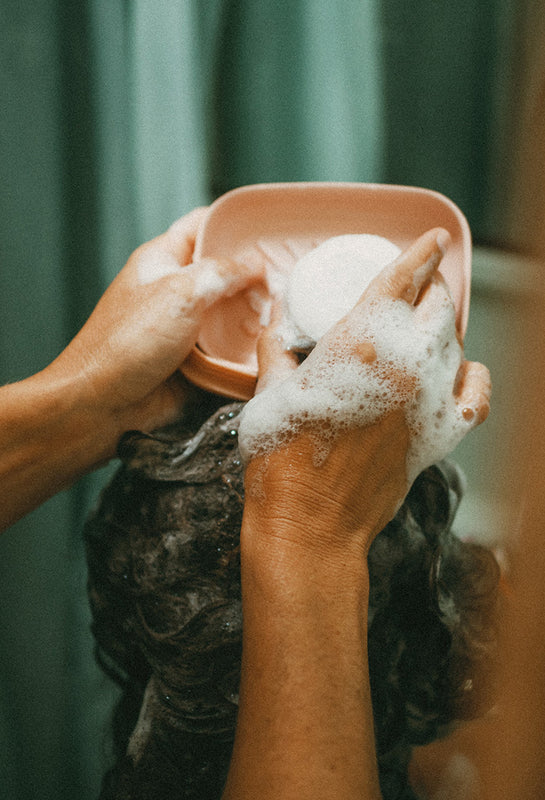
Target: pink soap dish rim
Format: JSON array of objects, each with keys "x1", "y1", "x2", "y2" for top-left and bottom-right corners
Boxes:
[{"x1": 181, "y1": 182, "x2": 472, "y2": 401}]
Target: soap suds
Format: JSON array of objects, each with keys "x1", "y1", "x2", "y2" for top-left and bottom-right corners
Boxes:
[
  {"x1": 136, "y1": 248, "x2": 182, "y2": 286},
  {"x1": 135, "y1": 249, "x2": 229, "y2": 296},
  {"x1": 192, "y1": 259, "x2": 230, "y2": 300},
  {"x1": 238, "y1": 268, "x2": 474, "y2": 489}
]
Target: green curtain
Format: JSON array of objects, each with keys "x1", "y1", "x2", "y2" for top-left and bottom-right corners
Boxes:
[{"x1": 0, "y1": 1, "x2": 527, "y2": 798}]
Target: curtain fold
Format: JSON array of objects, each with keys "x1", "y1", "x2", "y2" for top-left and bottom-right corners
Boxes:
[
  {"x1": 210, "y1": 0, "x2": 385, "y2": 195},
  {"x1": 129, "y1": 2, "x2": 211, "y2": 241},
  {"x1": 379, "y1": 0, "x2": 503, "y2": 238},
  {"x1": 0, "y1": 2, "x2": 540, "y2": 798}
]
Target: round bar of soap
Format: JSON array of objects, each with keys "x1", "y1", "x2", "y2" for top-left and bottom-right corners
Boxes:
[{"x1": 287, "y1": 234, "x2": 402, "y2": 342}]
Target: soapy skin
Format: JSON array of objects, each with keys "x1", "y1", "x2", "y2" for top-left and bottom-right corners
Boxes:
[{"x1": 238, "y1": 228, "x2": 490, "y2": 494}]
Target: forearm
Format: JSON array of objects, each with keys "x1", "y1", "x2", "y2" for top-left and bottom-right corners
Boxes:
[
  {"x1": 0, "y1": 367, "x2": 119, "y2": 532},
  {"x1": 223, "y1": 520, "x2": 381, "y2": 800}
]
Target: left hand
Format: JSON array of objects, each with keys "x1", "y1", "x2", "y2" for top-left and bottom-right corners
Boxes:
[{"x1": 46, "y1": 208, "x2": 264, "y2": 433}]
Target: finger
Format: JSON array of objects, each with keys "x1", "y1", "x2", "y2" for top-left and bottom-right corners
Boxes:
[
  {"x1": 255, "y1": 302, "x2": 299, "y2": 394},
  {"x1": 131, "y1": 208, "x2": 209, "y2": 286},
  {"x1": 454, "y1": 361, "x2": 492, "y2": 426},
  {"x1": 364, "y1": 227, "x2": 451, "y2": 305},
  {"x1": 163, "y1": 207, "x2": 209, "y2": 265},
  {"x1": 413, "y1": 268, "x2": 466, "y2": 349},
  {"x1": 413, "y1": 272, "x2": 455, "y2": 325}
]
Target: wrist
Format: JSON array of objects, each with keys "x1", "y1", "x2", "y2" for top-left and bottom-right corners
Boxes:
[
  {"x1": 34, "y1": 362, "x2": 121, "y2": 467},
  {"x1": 240, "y1": 502, "x2": 371, "y2": 604},
  {"x1": 0, "y1": 368, "x2": 119, "y2": 531}
]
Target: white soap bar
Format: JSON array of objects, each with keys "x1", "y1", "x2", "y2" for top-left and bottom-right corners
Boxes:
[{"x1": 286, "y1": 234, "x2": 402, "y2": 342}]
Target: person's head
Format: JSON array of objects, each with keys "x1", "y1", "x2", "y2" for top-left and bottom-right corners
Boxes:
[{"x1": 85, "y1": 393, "x2": 499, "y2": 800}]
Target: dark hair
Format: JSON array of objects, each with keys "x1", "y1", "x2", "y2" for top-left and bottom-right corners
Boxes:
[{"x1": 85, "y1": 397, "x2": 499, "y2": 800}]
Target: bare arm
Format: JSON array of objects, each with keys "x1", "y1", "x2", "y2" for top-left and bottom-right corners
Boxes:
[
  {"x1": 223, "y1": 230, "x2": 491, "y2": 799},
  {"x1": 224, "y1": 441, "x2": 390, "y2": 800},
  {"x1": 0, "y1": 208, "x2": 263, "y2": 532}
]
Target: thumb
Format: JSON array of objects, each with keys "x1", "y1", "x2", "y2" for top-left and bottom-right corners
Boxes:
[{"x1": 255, "y1": 302, "x2": 299, "y2": 394}]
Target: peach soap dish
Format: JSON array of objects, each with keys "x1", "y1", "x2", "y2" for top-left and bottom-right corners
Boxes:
[{"x1": 180, "y1": 182, "x2": 472, "y2": 401}]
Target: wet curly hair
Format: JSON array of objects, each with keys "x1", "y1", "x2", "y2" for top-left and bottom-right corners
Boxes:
[{"x1": 85, "y1": 393, "x2": 500, "y2": 800}]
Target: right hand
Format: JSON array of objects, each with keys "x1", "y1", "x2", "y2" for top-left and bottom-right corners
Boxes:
[{"x1": 240, "y1": 228, "x2": 491, "y2": 561}]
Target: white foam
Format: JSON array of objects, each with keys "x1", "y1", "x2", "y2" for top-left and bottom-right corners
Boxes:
[
  {"x1": 136, "y1": 247, "x2": 182, "y2": 286},
  {"x1": 191, "y1": 260, "x2": 230, "y2": 300},
  {"x1": 137, "y1": 250, "x2": 236, "y2": 305},
  {"x1": 238, "y1": 269, "x2": 475, "y2": 490},
  {"x1": 286, "y1": 234, "x2": 402, "y2": 343}
]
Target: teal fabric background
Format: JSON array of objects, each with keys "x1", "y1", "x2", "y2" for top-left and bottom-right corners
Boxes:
[{"x1": 0, "y1": 1, "x2": 529, "y2": 797}]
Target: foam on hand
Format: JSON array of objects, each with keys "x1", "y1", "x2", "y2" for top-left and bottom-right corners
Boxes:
[
  {"x1": 238, "y1": 238, "x2": 477, "y2": 490},
  {"x1": 136, "y1": 247, "x2": 182, "y2": 286}
]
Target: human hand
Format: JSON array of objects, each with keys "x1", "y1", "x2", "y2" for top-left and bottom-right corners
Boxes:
[
  {"x1": 46, "y1": 208, "x2": 264, "y2": 435},
  {"x1": 239, "y1": 228, "x2": 491, "y2": 560}
]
